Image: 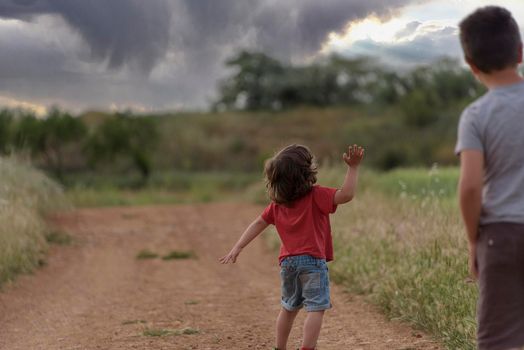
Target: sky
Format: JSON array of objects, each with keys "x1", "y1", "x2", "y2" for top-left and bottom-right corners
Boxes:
[{"x1": 0, "y1": 0, "x2": 523, "y2": 114}]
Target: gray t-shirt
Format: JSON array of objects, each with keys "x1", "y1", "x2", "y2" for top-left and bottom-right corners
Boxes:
[{"x1": 455, "y1": 80, "x2": 524, "y2": 225}]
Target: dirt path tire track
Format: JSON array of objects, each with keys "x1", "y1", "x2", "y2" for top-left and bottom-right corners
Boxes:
[{"x1": 0, "y1": 203, "x2": 441, "y2": 349}]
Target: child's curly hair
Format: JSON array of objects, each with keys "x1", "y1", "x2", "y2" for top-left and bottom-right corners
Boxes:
[{"x1": 264, "y1": 144, "x2": 318, "y2": 205}]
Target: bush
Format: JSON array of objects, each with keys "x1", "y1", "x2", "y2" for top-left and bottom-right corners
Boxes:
[
  {"x1": 0, "y1": 157, "x2": 67, "y2": 285},
  {"x1": 86, "y1": 113, "x2": 158, "y2": 182}
]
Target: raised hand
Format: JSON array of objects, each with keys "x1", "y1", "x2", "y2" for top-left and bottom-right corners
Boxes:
[{"x1": 342, "y1": 144, "x2": 365, "y2": 168}]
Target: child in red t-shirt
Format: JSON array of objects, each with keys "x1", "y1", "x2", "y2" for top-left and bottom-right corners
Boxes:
[{"x1": 220, "y1": 144, "x2": 364, "y2": 350}]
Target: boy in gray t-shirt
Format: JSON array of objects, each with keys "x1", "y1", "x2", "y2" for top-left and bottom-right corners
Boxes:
[{"x1": 456, "y1": 6, "x2": 524, "y2": 350}]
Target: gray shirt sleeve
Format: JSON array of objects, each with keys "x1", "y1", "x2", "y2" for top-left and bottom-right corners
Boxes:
[{"x1": 455, "y1": 106, "x2": 484, "y2": 155}]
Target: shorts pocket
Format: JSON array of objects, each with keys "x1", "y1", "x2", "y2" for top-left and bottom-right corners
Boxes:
[
  {"x1": 300, "y1": 271, "x2": 321, "y2": 297},
  {"x1": 281, "y1": 267, "x2": 296, "y2": 299}
]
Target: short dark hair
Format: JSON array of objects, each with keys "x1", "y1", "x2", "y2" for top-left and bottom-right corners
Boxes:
[
  {"x1": 459, "y1": 6, "x2": 522, "y2": 73},
  {"x1": 264, "y1": 144, "x2": 317, "y2": 205}
]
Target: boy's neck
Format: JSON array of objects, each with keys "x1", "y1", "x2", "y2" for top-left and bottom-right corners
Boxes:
[{"x1": 477, "y1": 66, "x2": 523, "y2": 89}]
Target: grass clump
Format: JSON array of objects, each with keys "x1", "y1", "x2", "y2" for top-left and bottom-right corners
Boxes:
[
  {"x1": 178, "y1": 327, "x2": 200, "y2": 335},
  {"x1": 135, "y1": 249, "x2": 197, "y2": 260},
  {"x1": 162, "y1": 250, "x2": 196, "y2": 260},
  {"x1": 122, "y1": 319, "x2": 147, "y2": 325},
  {"x1": 45, "y1": 230, "x2": 73, "y2": 245},
  {"x1": 136, "y1": 249, "x2": 159, "y2": 260},
  {"x1": 143, "y1": 328, "x2": 176, "y2": 337},
  {"x1": 0, "y1": 157, "x2": 67, "y2": 286},
  {"x1": 143, "y1": 327, "x2": 200, "y2": 337}
]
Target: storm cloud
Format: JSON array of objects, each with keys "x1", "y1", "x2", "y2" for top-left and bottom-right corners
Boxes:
[
  {"x1": 0, "y1": 0, "x2": 172, "y2": 72},
  {"x1": 0, "y1": 0, "x2": 427, "y2": 111}
]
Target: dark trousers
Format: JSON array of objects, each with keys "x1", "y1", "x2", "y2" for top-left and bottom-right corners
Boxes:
[{"x1": 477, "y1": 223, "x2": 524, "y2": 350}]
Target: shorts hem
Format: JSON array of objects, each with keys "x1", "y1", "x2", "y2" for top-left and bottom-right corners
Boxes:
[
  {"x1": 281, "y1": 301, "x2": 303, "y2": 311},
  {"x1": 305, "y1": 303, "x2": 332, "y2": 312}
]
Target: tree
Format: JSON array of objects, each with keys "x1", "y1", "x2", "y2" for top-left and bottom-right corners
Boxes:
[
  {"x1": 214, "y1": 51, "x2": 431, "y2": 111},
  {"x1": 86, "y1": 112, "x2": 157, "y2": 181},
  {"x1": 216, "y1": 51, "x2": 285, "y2": 110},
  {"x1": 41, "y1": 108, "x2": 87, "y2": 179},
  {"x1": 12, "y1": 108, "x2": 87, "y2": 179},
  {"x1": 0, "y1": 109, "x2": 13, "y2": 154}
]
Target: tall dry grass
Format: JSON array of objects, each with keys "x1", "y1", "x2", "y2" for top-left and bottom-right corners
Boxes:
[
  {"x1": 0, "y1": 157, "x2": 67, "y2": 285},
  {"x1": 322, "y1": 166, "x2": 476, "y2": 349},
  {"x1": 330, "y1": 192, "x2": 476, "y2": 349}
]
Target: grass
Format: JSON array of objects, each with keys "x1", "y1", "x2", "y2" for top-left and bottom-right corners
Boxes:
[
  {"x1": 318, "y1": 166, "x2": 476, "y2": 349},
  {"x1": 0, "y1": 157, "x2": 67, "y2": 286},
  {"x1": 136, "y1": 249, "x2": 159, "y2": 260},
  {"x1": 66, "y1": 171, "x2": 260, "y2": 207},
  {"x1": 122, "y1": 319, "x2": 147, "y2": 325},
  {"x1": 329, "y1": 192, "x2": 475, "y2": 349},
  {"x1": 178, "y1": 327, "x2": 200, "y2": 335},
  {"x1": 143, "y1": 327, "x2": 200, "y2": 337},
  {"x1": 136, "y1": 249, "x2": 197, "y2": 260},
  {"x1": 143, "y1": 328, "x2": 176, "y2": 337},
  {"x1": 162, "y1": 250, "x2": 196, "y2": 260},
  {"x1": 318, "y1": 165, "x2": 459, "y2": 200},
  {"x1": 365, "y1": 166, "x2": 459, "y2": 199},
  {"x1": 45, "y1": 230, "x2": 73, "y2": 245}
]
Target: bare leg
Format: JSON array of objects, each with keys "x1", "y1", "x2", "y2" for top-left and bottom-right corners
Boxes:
[
  {"x1": 301, "y1": 310, "x2": 325, "y2": 349},
  {"x1": 276, "y1": 307, "x2": 299, "y2": 350}
]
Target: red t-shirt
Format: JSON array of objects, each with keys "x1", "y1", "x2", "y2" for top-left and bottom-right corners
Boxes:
[{"x1": 261, "y1": 185, "x2": 338, "y2": 263}]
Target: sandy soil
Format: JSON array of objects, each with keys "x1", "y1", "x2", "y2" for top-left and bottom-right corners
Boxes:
[{"x1": 0, "y1": 203, "x2": 442, "y2": 350}]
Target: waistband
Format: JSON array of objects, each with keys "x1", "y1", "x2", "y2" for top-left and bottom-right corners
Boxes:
[
  {"x1": 479, "y1": 222, "x2": 524, "y2": 233},
  {"x1": 280, "y1": 254, "x2": 326, "y2": 267}
]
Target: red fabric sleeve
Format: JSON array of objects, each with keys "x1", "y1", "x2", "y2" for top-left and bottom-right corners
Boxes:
[
  {"x1": 261, "y1": 202, "x2": 275, "y2": 225},
  {"x1": 313, "y1": 186, "x2": 338, "y2": 214}
]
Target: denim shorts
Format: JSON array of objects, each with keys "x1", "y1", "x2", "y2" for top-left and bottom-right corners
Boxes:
[{"x1": 280, "y1": 255, "x2": 331, "y2": 312}]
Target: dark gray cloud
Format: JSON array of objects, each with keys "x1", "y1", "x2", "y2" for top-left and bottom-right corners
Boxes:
[
  {"x1": 177, "y1": 0, "x2": 421, "y2": 62},
  {"x1": 0, "y1": 0, "x2": 172, "y2": 72},
  {"x1": 0, "y1": 0, "x2": 426, "y2": 111}
]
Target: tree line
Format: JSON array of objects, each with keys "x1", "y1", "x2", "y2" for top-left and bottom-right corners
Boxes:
[
  {"x1": 215, "y1": 51, "x2": 484, "y2": 127},
  {"x1": 0, "y1": 51, "x2": 487, "y2": 184},
  {"x1": 0, "y1": 108, "x2": 157, "y2": 182}
]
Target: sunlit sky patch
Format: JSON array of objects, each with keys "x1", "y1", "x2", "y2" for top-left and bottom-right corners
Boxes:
[{"x1": 323, "y1": 0, "x2": 524, "y2": 67}]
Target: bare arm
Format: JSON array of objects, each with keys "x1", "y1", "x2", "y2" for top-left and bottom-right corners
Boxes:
[
  {"x1": 334, "y1": 144, "x2": 365, "y2": 205},
  {"x1": 458, "y1": 150, "x2": 484, "y2": 278},
  {"x1": 219, "y1": 216, "x2": 269, "y2": 264}
]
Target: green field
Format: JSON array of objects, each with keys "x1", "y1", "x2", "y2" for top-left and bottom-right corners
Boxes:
[{"x1": 66, "y1": 171, "x2": 260, "y2": 207}]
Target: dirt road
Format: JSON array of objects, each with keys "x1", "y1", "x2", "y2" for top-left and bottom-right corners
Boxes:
[{"x1": 0, "y1": 203, "x2": 441, "y2": 349}]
